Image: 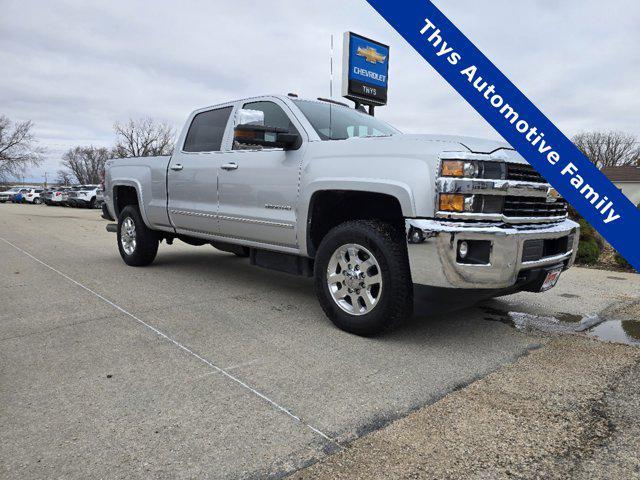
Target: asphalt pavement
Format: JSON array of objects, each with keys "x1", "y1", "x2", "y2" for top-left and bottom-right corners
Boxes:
[{"x1": 1, "y1": 204, "x2": 638, "y2": 479}]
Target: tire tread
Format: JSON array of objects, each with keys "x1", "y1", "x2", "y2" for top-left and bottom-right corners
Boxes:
[{"x1": 314, "y1": 220, "x2": 413, "y2": 336}]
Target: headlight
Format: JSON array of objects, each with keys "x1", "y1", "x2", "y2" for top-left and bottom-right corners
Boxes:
[
  {"x1": 440, "y1": 160, "x2": 478, "y2": 178},
  {"x1": 439, "y1": 194, "x2": 475, "y2": 212}
]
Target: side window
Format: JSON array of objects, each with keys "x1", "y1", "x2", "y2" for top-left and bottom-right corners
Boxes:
[
  {"x1": 233, "y1": 101, "x2": 298, "y2": 151},
  {"x1": 183, "y1": 106, "x2": 233, "y2": 152},
  {"x1": 243, "y1": 101, "x2": 298, "y2": 132}
]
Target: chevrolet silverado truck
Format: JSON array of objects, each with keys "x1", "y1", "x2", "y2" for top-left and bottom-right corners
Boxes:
[{"x1": 103, "y1": 95, "x2": 579, "y2": 335}]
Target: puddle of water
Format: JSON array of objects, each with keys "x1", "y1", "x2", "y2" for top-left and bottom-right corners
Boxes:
[
  {"x1": 480, "y1": 305, "x2": 602, "y2": 335},
  {"x1": 587, "y1": 320, "x2": 640, "y2": 346},
  {"x1": 480, "y1": 306, "x2": 512, "y2": 325},
  {"x1": 480, "y1": 302, "x2": 640, "y2": 347}
]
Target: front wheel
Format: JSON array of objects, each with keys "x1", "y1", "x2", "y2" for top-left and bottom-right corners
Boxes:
[
  {"x1": 314, "y1": 220, "x2": 413, "y2": 336},
  {"x1": 117, "y1": 205, "x2": 159, "y2": 266}
]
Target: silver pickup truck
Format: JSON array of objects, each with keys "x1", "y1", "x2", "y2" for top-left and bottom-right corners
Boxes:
[{"x1": 104, "y1": 94, "x2": 579, "y2": 335}]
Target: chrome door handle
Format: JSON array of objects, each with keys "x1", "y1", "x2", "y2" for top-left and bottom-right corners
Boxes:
[
  {"x1": 221, "y1": 162, "x2": 238, "y2": 171},
  {"x1": 170, "y1": 164, "x2": 183, "y2": 171}
]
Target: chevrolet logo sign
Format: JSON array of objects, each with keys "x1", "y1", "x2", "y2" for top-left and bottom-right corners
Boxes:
[{"x1": 356, "y1": 46, "x2": 387, "y2": 64}]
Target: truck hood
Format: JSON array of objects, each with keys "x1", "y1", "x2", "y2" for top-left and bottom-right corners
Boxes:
[
  {"x1": 375, "y1": 134, "x2": 529, "y2": 164},
  {"x1": 397, "y1": 134, "x2": 512, "y2": 154},
  {"x1": 312, "y1": 133, "x2": 529, "y2": 165}
]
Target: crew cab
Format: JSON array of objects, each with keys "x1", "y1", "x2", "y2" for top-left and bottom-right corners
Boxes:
[{"x1": 104, "y1": 95, "x2": 579, "y2": 335}]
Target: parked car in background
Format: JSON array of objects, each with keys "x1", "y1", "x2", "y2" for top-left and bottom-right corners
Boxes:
[
  {"x1": 67, "y1": 185, "x2": 100, "y2": 208},
  {"x1": 41, "y1": 189, "x2": 54, "y2": 204},
  {"x1": 24, "y1": 188, "x2": 45, "y2": 204},
  {"x1": 0, "y1": 187, "x2": 23, "y2": 203},
  {"x1": 46, "y1": 187, "x2": 71, "y2": 206},
  {"x1": 96, "y1": 187, "x2": 105, "y2": 207},
  {"x1": 11, "y1": 188, "x2": 30, "y2": 203},
  {"x1": 65, "y1": 186, "x2": 83, "y2": 206}
]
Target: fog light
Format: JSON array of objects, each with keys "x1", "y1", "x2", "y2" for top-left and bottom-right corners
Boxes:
[{"x1": 459, "y1": 241, "x2": 469, "y2": 259}]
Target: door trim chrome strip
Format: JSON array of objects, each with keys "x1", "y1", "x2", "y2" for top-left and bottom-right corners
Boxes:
[
  {"x1": 218, "y1": 215, "x2": 294, "y2": 229},
  {"x1": 170, "y1": 209, "x2": 294, "y2": 229}
]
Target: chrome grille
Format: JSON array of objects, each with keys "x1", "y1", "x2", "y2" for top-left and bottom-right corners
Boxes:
[
  {"x1": 506, "y1": 163, "x2": 546, "y2": 183},
  {"x1": 503, "y1": 196, "x2": 567, "y2": 218}
]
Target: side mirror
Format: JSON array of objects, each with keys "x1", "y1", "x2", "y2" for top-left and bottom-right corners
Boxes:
[
  {"x1": 234, "y1": 109, "x2": 300, "y2": 150},
  {"x1": 234, "y1": 124, "x2": 300, "y2": 150}
]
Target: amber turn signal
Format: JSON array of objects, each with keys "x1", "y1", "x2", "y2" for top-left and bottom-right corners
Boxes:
[
  {"x1": 440, "y1": 160, "x2": 465, "y2": 177},
  {"x1": 439, "y1": 194, "x2": 465, "y2": 212}
]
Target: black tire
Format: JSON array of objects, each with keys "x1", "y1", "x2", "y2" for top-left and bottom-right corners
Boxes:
[
  {"x1": 89, "y1": 197, "x2": 96, "y2": 209},
  {"x1": 314, "y1": 220, "x2": 413, "y2": 336},
  {"x1": 33, "y1": 198, "x2": 41, "y2": 205},
  {"x1": 117, "y1": 205, "x2": 159, "y2": 266}
]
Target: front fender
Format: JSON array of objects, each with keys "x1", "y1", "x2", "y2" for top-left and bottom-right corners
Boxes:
[{"x1": 297, "y1": 178, "x2": 417, "y2": 256}]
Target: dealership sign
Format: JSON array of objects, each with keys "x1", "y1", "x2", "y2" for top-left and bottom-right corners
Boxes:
[
  {"x1": 342, "y1": 31, "x2": 390, "y2": 105},
  {"x1": 364, "y1": 0, "x2": 640, "y2": 270}
]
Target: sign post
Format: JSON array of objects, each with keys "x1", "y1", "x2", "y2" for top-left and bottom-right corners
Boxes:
[{"x1": 342, "y1": 31, "x2": 390, "y2": 115}]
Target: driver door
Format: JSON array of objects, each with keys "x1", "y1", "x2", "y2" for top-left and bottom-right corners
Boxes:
[{"x1": 217, "y1": 99, "x2": 306, "y2": 248}]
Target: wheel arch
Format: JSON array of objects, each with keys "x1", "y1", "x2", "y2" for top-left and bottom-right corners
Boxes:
[
  {"x1": 112, "y1": 181, "x2": 152, "y2": 227},
  {"x1": 301, "y1": 182, "x2": 414, "y2": 257}
]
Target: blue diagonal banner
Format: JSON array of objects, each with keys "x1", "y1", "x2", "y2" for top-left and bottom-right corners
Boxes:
[{"x1": 365, "y1": 0, "x2": 640, "y2": 271}]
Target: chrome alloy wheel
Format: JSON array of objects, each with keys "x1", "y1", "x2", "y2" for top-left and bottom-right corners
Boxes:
[
  {"x1": 327, "y1": 243, "x2": 382, "y2": 316},
  {"x1": 120, "y1": 217, "x2": 137, "y2": 256}
]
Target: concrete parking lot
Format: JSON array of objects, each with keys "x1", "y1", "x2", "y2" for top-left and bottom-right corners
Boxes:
[{"x1": 1, "y1": 204, "x2": 639, "y2": 479}]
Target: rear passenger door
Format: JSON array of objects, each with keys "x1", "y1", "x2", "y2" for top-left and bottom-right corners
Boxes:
[{"x1": 167, "y1": 105, "x2": 234, "y2": 236}]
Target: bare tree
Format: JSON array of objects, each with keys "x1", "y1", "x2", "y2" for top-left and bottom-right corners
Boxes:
[
  {"x1": 572, "y1": 131, "x2": 640, "y2": 169},
  {"x1": 56, "y1": 169, "x2": 73, "y2": 186},
  {"x1": 61, "y1": 146, "x2": 110, "y2": 184},
  {"x1": 0, "y1": 115, "x2": 45, "y2": 181},
  {"x1": 113, "y1": 118, "x2": 175, "y2": 158}
]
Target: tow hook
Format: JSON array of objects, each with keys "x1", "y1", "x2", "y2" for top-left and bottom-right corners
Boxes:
[{"x1": 106, "y1": 223, "x2": 118, "y2": 233}]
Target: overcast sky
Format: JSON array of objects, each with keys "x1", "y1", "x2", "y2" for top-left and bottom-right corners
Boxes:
[{"x1": 1, "y1": 0, "x2": 638, "y2": 182}]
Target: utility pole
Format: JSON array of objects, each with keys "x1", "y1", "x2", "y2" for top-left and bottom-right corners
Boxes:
[{"x1": 44, "y1": 172, "x2": 48, "y2": 188}]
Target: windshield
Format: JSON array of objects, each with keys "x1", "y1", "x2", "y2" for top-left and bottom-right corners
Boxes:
[{"x1": 293, "y1": 100, "x2": 400, "y2": 141}]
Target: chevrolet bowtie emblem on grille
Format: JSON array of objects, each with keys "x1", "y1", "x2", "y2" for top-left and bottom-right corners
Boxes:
[
  {"x1": 546, "y1": 187, "x2": 561, "y2": 203},
  {"x1": 356, "y1": 46, "x2": 387, "y2": 64}
]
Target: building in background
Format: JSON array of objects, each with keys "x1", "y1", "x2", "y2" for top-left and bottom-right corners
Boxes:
[{"x1": 602, "y1": 166, "x2": 640, "y2": 205}]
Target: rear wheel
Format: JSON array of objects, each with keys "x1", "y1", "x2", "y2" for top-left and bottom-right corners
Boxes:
[
  {"x1": 117, "y1": 205, "x2": 159, "y2": 266},
  {"x1": 314, "y1": 220, "x2": 413, "y2": 336},
  {"x1": 33, "y1": 198, "x2": 41, "y2": 204}
]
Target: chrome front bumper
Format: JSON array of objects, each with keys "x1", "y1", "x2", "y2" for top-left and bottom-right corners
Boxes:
[{"x1": 406, "y1": 218, "x2": 579, "y2": 289}]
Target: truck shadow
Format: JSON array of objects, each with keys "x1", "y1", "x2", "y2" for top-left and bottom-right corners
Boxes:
[{"x1": 150, "y1": 248, "x2": 503, "y2": 338}]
